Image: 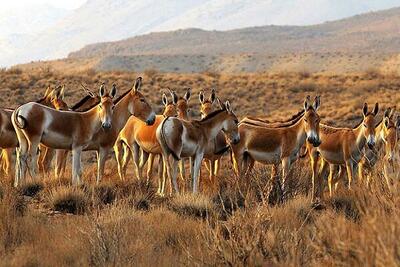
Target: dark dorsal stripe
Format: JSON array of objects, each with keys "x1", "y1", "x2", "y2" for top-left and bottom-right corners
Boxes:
[
  {"x1": 113, "y1": 88, "x2": 132, "y2": 104},
  {"x1": 198, "y1": 109, "x2": 226, "y2": 122},
  {"x1": 71, "y1": 95, "x2": 95, "y2": 111}
]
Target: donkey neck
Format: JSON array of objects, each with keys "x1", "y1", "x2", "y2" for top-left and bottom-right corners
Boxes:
[
  {"x1": 286, "y1": 115, "x2": 307, "y2": 144},
  {"x1": 112, "y1": 92, "x2": 134, "y2": 131},
  {"x1": 80, "y1": 105, "x2": 103, "y2": 132},
  {"x1": 198, "y1": 111, "x2": 228, "y2": 141},
  {"x1": 352, "y1": 124, "x2": 367, "y2": 151},
  {"x1": 178, "y1": 111, "x2": 188, "y2": 120}
]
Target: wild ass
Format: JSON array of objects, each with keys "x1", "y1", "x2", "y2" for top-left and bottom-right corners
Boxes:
[
  {"x1": 13, "y1": 79, "x2": 155, "y2": 186},
  {"x1": 114, "y1": 89, "x2": 191, "y2": 194},
  {"x1": 306, "y1": 102, "x2": 379, "y2": 200},
  {"x1": 359, "y1": 107, "x2": 399, "y2": 187},
  {"x1": 157, "y1": 100, "x2": 240, "y2": 194},
  {"x1": 114, "y1": 90, "x2": 178, "y2": 192},
  {"x1": 54, "y1": 77, "x2": 156, "y2": 183},
  {"x1": 198, "y1": 89, "x2": 229, "y2": 181},
  {"x1": 0, "y1": 86, "x2": 66, "y2": 177},
  {"x1": 230, "y1": 96, "x2": 321, "y2": 199}
]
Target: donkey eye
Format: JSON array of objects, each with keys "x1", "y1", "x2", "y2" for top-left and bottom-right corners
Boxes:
[
  {"x1": 99, "y1": 105, "x2": 102, "y2": 109},
  {"x1": 304, "y1": 119, "x2": 308, "y2": 123},
  {"x1": 111, "y1": 105, "x2": 115, "y2": 110},
  {"x1": 140, "y1": 98, "x2": 145, "y2": 102},
  {"x1": 363, "y1": 123, "x2": 367, "y2": 128}
]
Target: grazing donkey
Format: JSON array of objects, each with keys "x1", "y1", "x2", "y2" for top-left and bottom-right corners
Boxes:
[{"x1": 157, "y1": 100, "x2": 240, "y2": 194}]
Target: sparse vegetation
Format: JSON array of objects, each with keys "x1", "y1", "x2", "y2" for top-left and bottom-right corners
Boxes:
[{"x1": 0, "y1": 69, "x2": 399, "y2": 265}]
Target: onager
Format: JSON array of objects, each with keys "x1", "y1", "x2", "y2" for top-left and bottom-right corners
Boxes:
[
  {"x1": 12, "y1": 84, "x2": 118, "y2": 186},
  {"x1": 0, "y1": 86, "x2": 66, "y2": 177},
  {"x1": 157, "y1": 100, "x2": 240, "y2": 194},
  {"x1": 56, "y1": 77, "x2": 155, "y2": 183},
  {"x1": 307, "y1": 102, "x2": 379, "y2": 200},
  {"x1": 360, "y1": 107, "x2": 399, "y2": 187},
  {"x1": 114, "y1": 90, "x2": 177, "y2": 186},
  {"x1": 199, "y1": 89, "x2": 228, "y2": 181},
  {"x1": 114, "y1": 88, "x2": 191, "y2": 194},
  {"x1": 230, "y1": 96, "x2": 321, "y2": 199}
]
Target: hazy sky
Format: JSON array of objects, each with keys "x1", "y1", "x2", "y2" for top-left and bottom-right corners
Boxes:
[{"x1": 0, "y1": 0, "x2": 86, "y2": 9}]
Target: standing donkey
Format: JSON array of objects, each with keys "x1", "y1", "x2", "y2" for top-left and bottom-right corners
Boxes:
[
  {"x1": 12, "y1": 84, "x2": 118, "y2": 186},
  {"x1": 114, "y1": 90, "x2": 177, "y2": 185},
  {"x1": 306, "y1": 102, "x2": 379, "y2": 200},
  {"x1": 157, "y1": 100, "x2": 240, "y2": 194},
  {"x1": 230, "y1": 96, "x2": 321, "y2": 200},
  {"x1": 198, "y1": 89, "x2": 229, "y2": 181}
]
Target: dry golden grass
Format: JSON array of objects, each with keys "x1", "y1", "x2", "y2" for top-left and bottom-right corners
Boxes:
[{"x1": 0, "y1": 69, "x2": 399, "y2": 266}]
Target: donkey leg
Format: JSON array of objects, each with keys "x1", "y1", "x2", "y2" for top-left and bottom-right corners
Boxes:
[
  {"x1": 328, "y1": 164, "x2": 335, "y2": 197},
  {"x1": 281, "y1": 157, "x2": 291, "y2": 199},
  {"x1": 55, "y1": 149, "x2": 64, "y2": 179},
  {"x1": 121, "y1": 144, "x2": 132, "y2": 180},
  {"x1": 179, "y1": 159, "x2": 186, "y2": 181},
  {"x1": 114, "y1": 141, "x2": 125, "y2": 180},
  {"x1": 345, "y1": 161, "x2": 354, "y2": 190},
  {"x1": 27, "y1": 139, "x2": 40, "y2": 180},
  {"x1": 139, "y1": 150, "x2": 150, "y2": 181},
  {"x1": 192, "y1": 153, "x2": 204, "y2": 193},
  {"x1": 96, "y1": 147, "x2": 109, "y2": 184},
  {"x1": 146, "y1": 153, "x2": 155, "y2": 184},
  {"x1": 72, "y1": 148, "x2": 83, "y2": 185}
]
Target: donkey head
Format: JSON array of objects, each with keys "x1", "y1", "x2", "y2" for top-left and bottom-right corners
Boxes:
[
  {"x1": 51, "y1": 85, "x2": 69, "y2": 111},
  {"x1": 129, "y1": 77, "x2": 156, "y2": 125},
  {"x1": 98, "y1": 83, "x2": 117, "y2": 130},
  {"x1": 162, "y1": 90, "x2": 177, "y2": 117},
  {"x1": 199, "y1": 88, "x2": 216, "y2": 119},
  {"x1": 174, "y1": 87, "x2": 191, "y2": 120},
  {"x1": 217, "y1": 98, "x2": 240, "y2": 144},
  {"x1": 382, "y1": 107, "x2": 398, "y2": 162},
  {"x1": 303, "y1": 95, "x2": 321, "y2": 147},
  {"x1": 362, "y1": 102, "x2": 379, "y2": 149}
]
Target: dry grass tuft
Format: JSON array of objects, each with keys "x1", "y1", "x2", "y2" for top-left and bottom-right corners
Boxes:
[
  {"x1": 47, "y1": 186, "x2": 88, "y2": 214},
  {"x1": 169, "y1": 193, "x2": 215, "y2": 219},
  {"x1": 17, "y1": 180, "x2": 44, "y2": 197}
]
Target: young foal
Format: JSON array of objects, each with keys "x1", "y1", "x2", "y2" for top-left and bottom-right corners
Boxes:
[
  {"x1": 307, "y1": 102, "x2": 379, "y2": 200},
  {"x1": 12, "y1": 84, "x2": 117, "y2": 186},
  {"x1": 231, "y1": 96, "x2": 321, "y2": 198},
  {"x1": 157, "y1": 101, "x2": 240, "y2": 194}
]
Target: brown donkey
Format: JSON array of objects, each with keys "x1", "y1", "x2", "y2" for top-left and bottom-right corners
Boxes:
[
  {"x1": 0, "y1": 86, "x2": 67, "y2": 177},
  {"x1": 307, "y1": 102, "x2": 379, "y2": 200},
  {"x1": 157, "y1": 100, "x2": 240, "y2": 194},
  {"x1": 114, "y1": 90, "x2": 177, "y2": 185},
  {"x1": 360, "y1": 107, "x2": 399, "y2": 187},
  {"x1": 231, "y1": 96, "x2": 321, "y2": 199},
  {"x1": 198, "y1": 89, "x2": 228, "y2": 181},
  {"x1": 12, "y1": 84, "x2": 119, "y2": 186}
]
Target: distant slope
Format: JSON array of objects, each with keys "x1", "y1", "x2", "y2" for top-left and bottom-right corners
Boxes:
[
  {"x1": 3, "y1": 0, "x2": 400, "y2": 66},
  {"x1": 56, "y1": 7, "x2": 400, "y2": 73}
]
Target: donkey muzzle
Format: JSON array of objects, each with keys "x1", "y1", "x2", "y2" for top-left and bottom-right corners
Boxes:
[
  {"x1": 307, "y1": 137, "x2": 321, "y2": 147},
  {"x1": 146, "y1": 113, "x2": 156, "y2": 125},
  {"x1": 232, "y1": 136, "x2": 240, "y2": 145},
  {"x1": 102, "y1": 122, "x2": 112, "y2": 130}
]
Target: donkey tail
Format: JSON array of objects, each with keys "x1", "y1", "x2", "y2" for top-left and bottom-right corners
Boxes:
[
  {"x1": 13, "y1": 109, "x2": 27, "y2": 129},
  {"x1": 158, "y1": 117, "x2": 180, "y2": 161}
]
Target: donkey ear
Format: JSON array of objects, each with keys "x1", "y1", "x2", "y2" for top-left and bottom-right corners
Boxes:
[
  {"x1": 59, "y1": 85, "x2": 65, "y2": 100},
  {"x1": 362, "y1": 103, "x2": 368, "y2": 116},
  {"x1": 110, "y1": 84, "x2": 117, "y2": 98},
  {"x1": 199, "y1": 91, "x2": 205, "y2": 104},
  {"x1": 313, "y1": 95, "x2": 320, "y2": 110},
  {"x1": 210, "y1": 88, "x2": 216, "y2": 103},
  {"x1": 216, "y1": 97, "x2": 224, "y2": 109},
  {"x1": 184, "y1": 88, "x2": 191, "y2": 101},
  {"x1": 384, "y1": 117, "x2": 390, "y2": 128},
  {"x1": 372, "y1": 103, "x2": 379, "y2": 116},
  {"x1": 225, "y1": 100, "x2": 232, "y2": 113},
  {"x1": 389, "y1": 107, "x2": 395, "y2": 119},
  {"x1": 304, "y1": 96, "x2": 311, "y2": 111},
  {"x1": 384, "y1": 108, "x2": 391, "y2": 118},
  {"x1": 99, "y1": 83, "x2": 106, "y2": 97},
  {"x1": 171, "y1": 91, "x2": 178, "y2": 105},
  {"x1": 132, "y1": 77, "x2": 142, "y2": 92},
  {"x1": 44, "y1": 86, "x2": 51, "y2": 98},
  {"x1": 162, "y1": 93, "x2": 168, "y2": 106}
]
